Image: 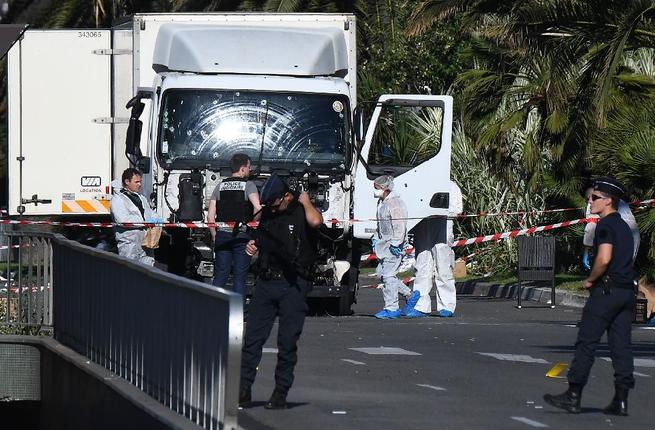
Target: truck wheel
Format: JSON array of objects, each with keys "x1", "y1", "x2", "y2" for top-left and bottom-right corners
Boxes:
[
  {"x1": 337, "y1": 290, "x2": 353, "y2": 316},
  {"x1": 336, "y1": 265, "x2": 359, "y2": 316}
]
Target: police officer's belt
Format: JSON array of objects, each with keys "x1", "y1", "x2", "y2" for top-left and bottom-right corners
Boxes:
[
  {"x1": 598, "y1": 275, "x2": 635, "y2": 294},
  {"x1": 259, "y1": 268, "x2": 289, "y2": 281}
]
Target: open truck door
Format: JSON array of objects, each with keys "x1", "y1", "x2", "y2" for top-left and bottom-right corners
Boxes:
[
  {"x1": 8, "y1": 30, "x2": 112, "y2": 216},
  {"x1": 353, "y1": 95, "x2": 453, "y2": 239}
]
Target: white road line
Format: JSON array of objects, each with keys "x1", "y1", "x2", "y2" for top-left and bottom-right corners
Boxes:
[
  {"x1": 478, "y1": 353, "x2": 549, "y2": 364},
  {"x1": 600, "y1": 357, "x2": 655, "y2": 368},
  {"x1": 510, "y1": 416, "x2": 549, "y2": 428},
  {"x1": 350, "y1": 347, "x2": 422, "y2": 356},
  {"x1": 639, "y1": 326, "x2": 655, "y2": 330},
  {"x1": 416, "y1": 384, "x2": 447, "y2": 391},
  {"x1": 263, "y1": 347, "x2": 278, "y2": 354},
  {"x1": 634, "y1": 371, "x2": 651, "y2": 378},
  {"x1": 341, "y1": 359, "x2": 366, "y2": 365}
]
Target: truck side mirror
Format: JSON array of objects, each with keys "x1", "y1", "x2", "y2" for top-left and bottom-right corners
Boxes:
[
  {"x1": 124, "y1": 89, "x2": 153, "y2": 159},
  {"x1": 136, "y1": 156, "x2": 151, "y2": 174},
  {"x1": 125, "y1": 100, "x2": 145, "y2": 157},
  {"x1": 353, "y1": 104, "x2": 364, "y2": 147}
]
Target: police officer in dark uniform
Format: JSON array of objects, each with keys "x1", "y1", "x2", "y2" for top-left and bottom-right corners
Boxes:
[
  {"x1": 238, "y1": 174, "x2": 323, "y2": 409},
  {"x1": 207, "y1": 154, "x2": 261, "y2": 294},
  {"x1": 544, "y1": 178, "x2": 635, "y2": 416}
]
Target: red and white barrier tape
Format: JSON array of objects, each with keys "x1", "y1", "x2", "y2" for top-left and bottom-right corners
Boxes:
[
  {"x1": 0, "y1": 196, "x2": 651, "y2": 231},
  {"x1": 450, "y1": 217, "x2": 596, "y2": 247},
  {"x1": 0, "y1": 244, "x2": 31, "y2": 250},
  {"x1": 455, "y1": 198, "x2": 654, "y2": 219},
  {"x1": 1, "y1": 197, "x2": 653, "y2": 229},
  {"x1": 0, "y1": 218, "x2": 259, "y2": 230},
  {"x1": 360, "y1": 217, "x2": 600, "y2": 262},
  {"x1": 361, "y1": 276, "x2": 415, "y2": 290}
]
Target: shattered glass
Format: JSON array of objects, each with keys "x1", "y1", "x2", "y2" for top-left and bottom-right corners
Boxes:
[{"x1": 157, "y1": 90, "x2": 349, "y2": 170}]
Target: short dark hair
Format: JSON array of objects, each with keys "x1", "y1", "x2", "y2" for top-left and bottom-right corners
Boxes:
[
  {"x1": 609, "y1": 196, "x2": 619, "y2": 210},
  {"x1": 122, "y1": 167, "x2": 142, "y2": 186},
  {"x1": 230, "y1": 153, "x2": 251, "y2": 174}
]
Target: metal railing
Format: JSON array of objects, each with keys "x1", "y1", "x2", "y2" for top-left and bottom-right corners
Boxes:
[
  {"x1": 51, "y1": 236, "x2": 243, "y2": 430},
  {"x1": 0, "y1": 231, "x2": 53, "y2": 331}
]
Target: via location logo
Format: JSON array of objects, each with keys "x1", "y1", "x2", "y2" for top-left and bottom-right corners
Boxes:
[{"x1": 80, "y1": 176, "x2": 101, "y2": 187}]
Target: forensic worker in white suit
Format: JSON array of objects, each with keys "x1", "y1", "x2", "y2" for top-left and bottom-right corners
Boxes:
[
  {"x1": 110, "y1": 167, "x2": 156, "y2": 266},
  {"x1": 405, "y1": 180, "x2": 463, "y2": 317}
]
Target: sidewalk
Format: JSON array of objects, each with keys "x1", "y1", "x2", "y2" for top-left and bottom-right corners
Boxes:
[{"x1": 456, "y1": 280, "x2": 588, "y2": 308}]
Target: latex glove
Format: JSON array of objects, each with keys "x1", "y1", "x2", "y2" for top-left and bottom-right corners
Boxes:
[
  {"x1": 581, "y1": 251, "x2": 591, "y2": 272},
  {"x1": 371, "y1": 238, "x2": 377, "y2": 249},
  {"x1": 145, "y1": 216, "x2": 163, "y2": 224},
  {"x1": 389, "y1": 244, "x2": 403, "y2": 257}
]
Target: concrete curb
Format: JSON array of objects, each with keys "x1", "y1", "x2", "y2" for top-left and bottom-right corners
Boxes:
[{"x1": 456, "y1": 280, "x2": 588, "y2": 308}]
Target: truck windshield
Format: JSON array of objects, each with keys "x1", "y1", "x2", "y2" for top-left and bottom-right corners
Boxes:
[{"x1": 157, "y1": 89, "x2": 350, "y2": 171}]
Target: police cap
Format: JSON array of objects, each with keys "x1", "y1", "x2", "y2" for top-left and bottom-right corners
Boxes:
[
  {"x1": 260, "y1": 173, "x2": 289, "y2": 206},
  {"x1": 593, "y1": 177, "x2": 628, "y2": 200}
]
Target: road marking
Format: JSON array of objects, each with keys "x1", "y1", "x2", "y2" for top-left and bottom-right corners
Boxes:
[
  {"x1": 350, "y1": 347, "x2": 422, "y2": 356},
  {"x1": 639, "y1": 326, "x2": 655, "y2": 330},
  {"x1": 634, "y1": 371, "x2": 651, "y2": 377},
  {"x1": 546, "y1": 363, "x2": 568, "y2": 378},
  {"x1": 478, "y1": 353, "x2": 549, "y2": 364},
  {"x1": 332, "y1": 411, "x2": 347, "y2": 415},
  {"x1": 263, "y1": 348, "x2": 278, "y2": 354},
  {"x1": 600, "y1": 357, "x2": 655, "y2": 368},
  {"x1": 341, "y1": 359, "x2": 366, "y2": 365},
  {"x1": 511, "y1": 416, "x2": 549, "y2": 428},
  {"x1": 416, "y1": 384, "x2": 447, "y2": 391}
]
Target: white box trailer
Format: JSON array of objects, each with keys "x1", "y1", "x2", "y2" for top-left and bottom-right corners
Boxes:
[{"x1": 8, "y1": 30, "x2": 113, "y2": 216}]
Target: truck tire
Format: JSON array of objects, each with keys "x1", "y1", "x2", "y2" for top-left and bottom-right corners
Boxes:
[
  {"x1": 336, "y1": 264, "x2": 359, "y2": 316},
  {"x1": 337, "y1": 289, "x2": 353, "y2": 316}
]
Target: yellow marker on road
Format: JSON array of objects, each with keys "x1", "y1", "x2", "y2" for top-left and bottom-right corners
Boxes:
[{"x1": 546, "y1": 363, "x2": 568, "y2": 378}]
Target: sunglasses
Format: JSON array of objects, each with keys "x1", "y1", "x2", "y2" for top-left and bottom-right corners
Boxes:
[{"x1": 589, "y1": 194, "x2": 608, "y2": 201}]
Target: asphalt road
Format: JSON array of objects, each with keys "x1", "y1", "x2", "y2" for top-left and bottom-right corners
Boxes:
[{"x1": 238, "y1": 282, "x2": 655, "y2": 430}]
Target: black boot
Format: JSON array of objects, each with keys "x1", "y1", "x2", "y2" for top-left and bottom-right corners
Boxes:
[
  {"x1": 238, "y1": 385, "x2": 252, "y2": 407},
  {"x1": 603, "y1": 386, "x2": 628, "y2": 416},
  {"x1": 543, "y1": 384, "x2": 582, "y2": 413},
  {"x1": 265, "y1": 386, "x2": 288, "y2": 410}
]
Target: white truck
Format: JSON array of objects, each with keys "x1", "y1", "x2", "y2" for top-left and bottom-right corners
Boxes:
[{"x1": 6, "y1": 13, "x2": 453, "y2": 314}]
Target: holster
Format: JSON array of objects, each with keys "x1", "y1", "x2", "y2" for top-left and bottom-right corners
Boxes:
[{"x1": 601, "y1": 275, "x2": 611, "y2": 295}]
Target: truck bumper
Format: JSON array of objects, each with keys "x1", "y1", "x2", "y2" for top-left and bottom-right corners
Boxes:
[{"x1": 306, "y1": 284, "x2": 350, "y2": 298}]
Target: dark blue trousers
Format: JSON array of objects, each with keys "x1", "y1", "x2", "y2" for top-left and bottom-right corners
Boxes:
[
  {"x1": 240, "y1": 277, "x2": 309, "y2": 390},
  {"x1": 568, "y1": 286, "x2": 635, "y2": 389},
  {"x1": 213, "y1": 230, "x2": 251, "y2": 294}
]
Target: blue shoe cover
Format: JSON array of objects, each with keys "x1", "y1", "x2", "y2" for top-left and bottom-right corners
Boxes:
[
  {"x1": 438, "y1": 309, "x2": 454, "y2": 318},
  {"x1": 374, "y1": 309, "x2": 402, "y2": 319},
  {"x1": 401, "y1": 290, "x2": 420, "y2": 315},
  {"x1": 404, "y1": 308, "x2": 428, "y2": 318}
]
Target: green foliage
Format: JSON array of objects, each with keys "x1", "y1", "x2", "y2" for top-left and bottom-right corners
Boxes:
[
  {"x1": 358, "y1": 1, "x2": 469, "y2": 103},
  {"x1": 449, "y1": 123, "x2": 558, "y2": 275},
  {"x1": 590, "y1": 98, "x2": 655, "y2": 277},
  {"x1": 409, "y1": 0, "x2": 655, "y2": 197},
  {"x1": 368, "y1": 106, "x2": 442, "y2": 165}
]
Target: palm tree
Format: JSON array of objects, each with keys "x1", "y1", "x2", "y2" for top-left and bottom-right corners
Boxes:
[{"x1": 408, "y1": 0, "x2": 655, "y2": 195}]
